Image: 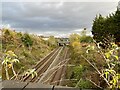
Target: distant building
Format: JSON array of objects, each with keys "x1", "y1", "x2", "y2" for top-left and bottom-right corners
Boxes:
[
  {"x1": 57, "y1": 38, "x2": 70, "y2": 46},
  {"x1": 41, "y1": 36, "x2": 49, "y2": 40}
]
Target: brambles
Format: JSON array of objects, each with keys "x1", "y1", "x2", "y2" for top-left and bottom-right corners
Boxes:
[
  {"x1": 83, "y1": 42, "x2": 120, "y2": 88},
  {"x1": 66, "y1": 33, "x2": 120, "y2": 88}
]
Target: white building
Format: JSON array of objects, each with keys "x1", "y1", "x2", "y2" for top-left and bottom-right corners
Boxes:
[{"x1": 42, "y1": 37, "x2": 49, "y2": 40}]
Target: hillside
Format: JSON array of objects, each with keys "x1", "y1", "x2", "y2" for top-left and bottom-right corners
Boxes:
[{"x1": 1, "y1": 28, "x2": 57, "y2": 80}]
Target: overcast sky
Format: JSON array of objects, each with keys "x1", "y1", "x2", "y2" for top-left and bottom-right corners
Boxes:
[{"x1": 2, "y1": 1, "x2": 119, "y2": 37}]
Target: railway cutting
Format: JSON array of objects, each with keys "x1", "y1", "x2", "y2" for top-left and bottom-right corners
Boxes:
[{"x1": 21, "y1": 46, "x2": 70, "y2": 86}]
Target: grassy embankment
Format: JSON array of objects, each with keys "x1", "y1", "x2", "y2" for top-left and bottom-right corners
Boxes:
[
  {"x1": 1, "y1": 28, "x2": 57, "y2": 80},
  {"x1": 65, "y1": 42, "x2": 108, "y2": 88}
]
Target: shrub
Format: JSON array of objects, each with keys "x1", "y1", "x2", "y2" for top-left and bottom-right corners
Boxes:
[{"x1": 21, "y1": 33, "x2": 33, "y2": 47}]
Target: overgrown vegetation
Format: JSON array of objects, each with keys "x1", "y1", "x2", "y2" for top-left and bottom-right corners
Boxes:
[
  {"x1": 2, "y1": 50, "x2": 20, "y2": 80},
  {"x1": 65, "y1": 5, "x2": 120, "y2": 89},
  {"x1": 1, "y1": 28, "x2": 57, "y2": 80},
  {"x1": 66, "y1": 36, "x2": 120, "y2": 89},
  {"x1": 21, "y1": 33, "x2": 33, "y2": 47},
  {"x1": 1, "y1": 2, "x2": 120, "y2": 89}
]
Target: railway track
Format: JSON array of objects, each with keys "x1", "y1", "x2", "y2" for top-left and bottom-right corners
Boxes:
[
  {"x1": 21, "y1": 46, "x2": 70, "y2": 86},
  {"x1": 38, "y1": 47, "x2": 70, "y2": 85},
  {"x1": 49, "y1": 47, "x2": 69, "y2": 85}
]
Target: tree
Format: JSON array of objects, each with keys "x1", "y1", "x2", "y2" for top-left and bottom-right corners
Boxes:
[
  {"x1": 69, "y1": 33, "x2": 80, "y2": 45},
  {"x1": 80, "y1": 36, "x2": 93, "y2": 43},
  {"x1": 21, "y1": 33, "x2": 33, "y2": 47},
  {"x1": 80, "y1": 28, "x2": 93, "y2": 43},
  {"x1": 47, "y1": 36, "x2": 57, "y2": 47},
  {"x1": 92, "y1": 14, "x2": 106, "y2": 43},
  {"x1": 92, "y1": 8, "x2": 120, "y2": 47},
  {"x1": 113, "y1": 8, "x2": 120, "y2": 44}
]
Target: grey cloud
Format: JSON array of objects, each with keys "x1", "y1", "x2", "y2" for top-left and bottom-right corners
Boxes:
[{"x1": 2, "y1": 2, "x2": 118, "y2": 36}]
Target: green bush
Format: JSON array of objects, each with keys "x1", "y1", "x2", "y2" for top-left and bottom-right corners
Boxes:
[
  {"x1": 21, "y1": 33, "x2": 33, "y2": 47},
  {"x1": 80, "y1": 36, "x2": 93, "y2": 43},
  {"x1": 70, "y1": 65, "x2": 84, "y2": 80},
  {"x1": 77, "y1": 79, "x2": 91, "y2": 88}
]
